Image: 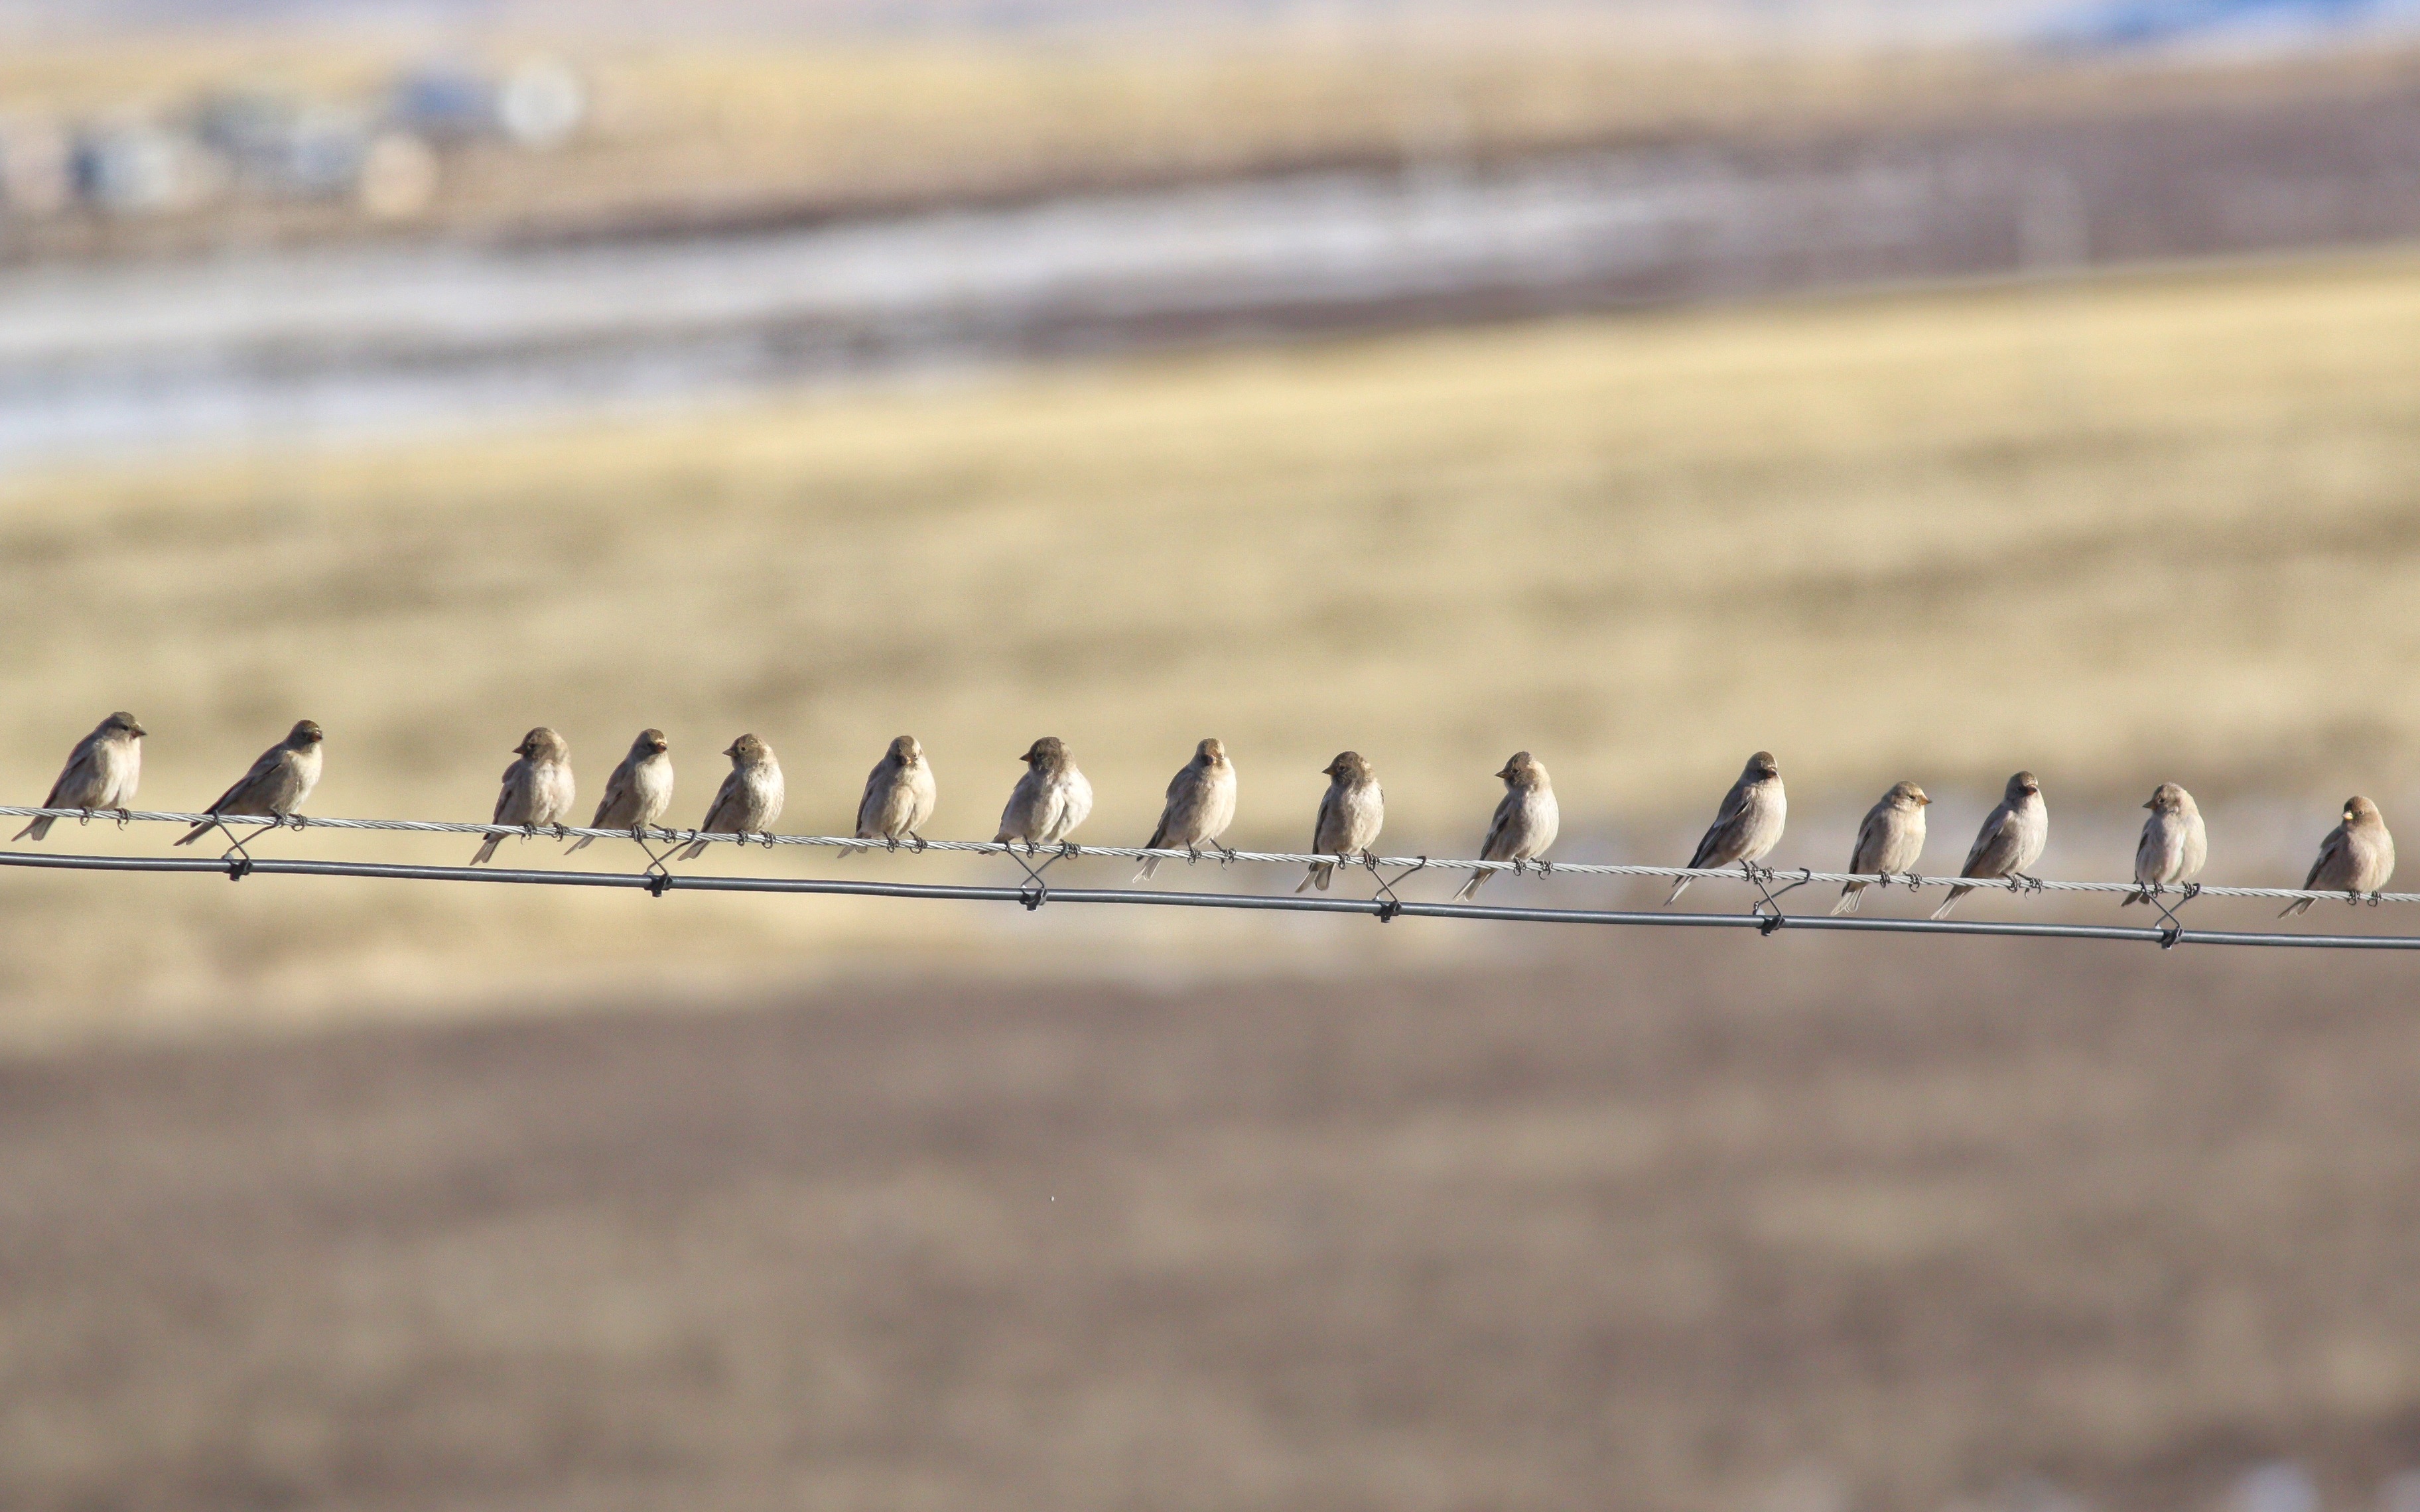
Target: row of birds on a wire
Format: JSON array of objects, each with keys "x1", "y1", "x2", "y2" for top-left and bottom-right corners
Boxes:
[{"x1": 9, "y1": 713, "x2": 2400, "y2": 918}]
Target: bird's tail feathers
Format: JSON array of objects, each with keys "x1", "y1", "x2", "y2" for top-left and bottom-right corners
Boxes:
[
  {"x1": 1830, "y1": 884, "x2": 1863, "y2": 916},
  {"x1": 174, "y1": 821, "x2": 213, "y2": 848},
  {"x1": 2120, "y1": 888, "x2": 2145, "y2": 907},
  {"x1": 565, "y1": 835, "x2": 593, "y2": 853},
  {"x1": 1134, "y1": 855, "x2": 1162, "y2": 881},
  {"x1": 1663, "y1": 877, "x2": 1690, "y2": 906},
  {"x1": 1930, "y1": 885, "x2": 1972, "y2": 920},
  {"x1": 2279, "y1": 897, "x2": 2313, "y2": 918},
  {"x1": 13, "y1": 817, "x2": 50, "y2": 842},
  {"x1": 1455, "y1": 869, "x2": 1487, "y2": 902},
  {"x1": 470, "y1": 835, "x2": 502, "y2": 866}
]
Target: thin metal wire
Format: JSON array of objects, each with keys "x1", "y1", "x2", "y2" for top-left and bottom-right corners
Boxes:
[
  {"x1": 0, "y1": 827, "x2": 2410, "y2": 943},
  {"x1": 0, "y1": 847, "x2": 2411, "y2": 950},
  {"x1": 0, "y1": 804, "x2": 2403, "y2": 906}
]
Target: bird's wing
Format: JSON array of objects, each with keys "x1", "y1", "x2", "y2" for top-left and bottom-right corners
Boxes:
[
  {"x1": 492, "y1": 758, "x2": 529, "y2": 825},
  {"x1": 1479, "y1": 790, "x2": 1518, "y2": 862},
  {"x1": 1962, "y1": 805, "x2": 2016, "y2": 876},
  {"x1": 1847, "y1": 805, "x2": 1888, "y2": 875},
  {"x1": 1311, "y1": 782, "x2": 1344, "y2": 852},
  {"x1": 2305, "y1": 825, "x2": 2348, "y2": 891},
  {"x1": 1685, "y1": 812, "x2": 1734, "y2": 870},
  {"x1": 701, "y1": 770, "x2": 745, "y2": 832},
  {"x1": 592, "y1": 759, "x2": 636, "y2": 827},
  {"x1": 206, "y1": 745, "x2": 285, "y2": 814},
  {"x1": 2133, "y1": 817, "x2": 2163, "y2": 883},
  {"x1": 40, "y1": 736, "x2": 102, "y2": 808}
]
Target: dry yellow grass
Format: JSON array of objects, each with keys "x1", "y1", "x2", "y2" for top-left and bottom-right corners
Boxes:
[{"x1": 7, "y1": 253, "x2": 2420, "y2": 1036}]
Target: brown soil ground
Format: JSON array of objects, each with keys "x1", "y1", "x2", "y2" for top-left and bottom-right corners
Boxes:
[{"x1": 4, "y1": 934, "x2": 2419, "y2": 1510}]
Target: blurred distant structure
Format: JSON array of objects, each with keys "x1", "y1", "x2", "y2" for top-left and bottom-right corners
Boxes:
[
  {"x1": 2043, "y1": 0, "x2": 2407, "y2": 50},
  {"x1": 0, "y1": 55, "x2": 582, "y2": 231}
]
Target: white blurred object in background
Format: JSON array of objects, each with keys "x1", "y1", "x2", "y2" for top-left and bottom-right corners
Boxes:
[{"x1": 497, "y1": 58, "x2": 586, "y2": 151}]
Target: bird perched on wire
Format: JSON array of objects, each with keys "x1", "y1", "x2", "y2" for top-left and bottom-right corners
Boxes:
[
  {"x1": 1455, "y1": 750, "x2": 1558, "y2": 901},
  {"x1": 678, "y1": 733, "x2": 784, "y2": 861},
  {"x1": 2281, "y1": 796, "x2": 2394, "y2": 916},
  {"x1": 13, "y1": 711, "x2": 145, "y2": 842},
  {"x1": 1931, "y1": 770, "x2": 2047, "y2": 919},
  {"x1": 1666, "y1": 751, "x2": 1786, "y2": 905},
  {"x1": 2122, "y1": 782, "x2": 2206, "y2": 907},
  {"x1": 1136, "y1": 737, "x2": 1237, "y2": 879},
  {"x1": 470, "y1": 727, "x2": 576, "y2": 865},
  {"x1": 176, "y1": 720, "x2": 324, "y2": 846},
  {"x1": 568, "y1": 729, "x2": 673, "y2": 853},
  {"x1": 995, "y1": 736, "x2": 1093, "y2": 853},
  {"x1": 1832, "y1": 780, "x2": 1928, "y2": 915},
  {"x1": 849, "y1": 735, "x2": 937, "y2": 853},
  {"x1": 1300, "y1": 751, "x2": 1384, "y2": 893}
]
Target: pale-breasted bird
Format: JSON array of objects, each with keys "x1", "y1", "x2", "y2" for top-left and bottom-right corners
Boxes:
[
  {"x1": 567, "y1": 728, "x2": 673, "y2": 853},
  {"x1": 1832, "y1": 780, "x2": 1929, "y2": 915},
  {"x1": 470, "y1": 727, "x2": 576, "y2": 865},
  {"x1": 14, "y1": 711, "x2": 145, "y2": 842},
  {"x1": 1299, "y1": 751, "x2": 1384, "y2": 893},
  {"x1": 1454, "y1": 750, "x2": 1558, "y2": 901},
  {"x1": 677, "y1": 733, "x2": 784, "y2": 861},
  {"x1": 2281, "y1": 795, "x2": 2395, "y2": 916},
  {"x1": 1931, "y1": 770, "x2": 2048, "y2": 919},
  {"x1": 851, "y1": 735, "x2": 937, "y2": 853},
  {"x1": 2122, "y1": 782, "x2": 2206, "y2": 907},
  {"x1": 1136, "y1": 737, "x2": 1237, "y2": 880},
  {"x1": 995, "y1": 737, "x2": 1093, "y2": 853},
  {"x1": 1666, "y1": 751, "x2": 1786, "y2": 905},
  {"x1": 176, "y1": 720, "x2": 324, "y2": 846}
]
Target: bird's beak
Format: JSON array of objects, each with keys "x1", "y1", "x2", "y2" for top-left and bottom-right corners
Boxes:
[
  {"x1": 132, "y1": 724, "x2": 148, "y2": 737},
  {"x1": 2143, "y1": 799, "x2": 2155, "y2": 810},
  {"x1": 1918, "y1": 794, "x2": 1931, "y2": 806}
]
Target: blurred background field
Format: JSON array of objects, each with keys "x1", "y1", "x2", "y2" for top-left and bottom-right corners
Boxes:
[{"x1": 7, "y1": 1, "x2": 2420, "y2": 1507}]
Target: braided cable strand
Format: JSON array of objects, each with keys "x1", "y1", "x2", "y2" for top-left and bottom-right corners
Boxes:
[{"x1": 0, "y1": 804, "x2": 2405, "y2": 907}]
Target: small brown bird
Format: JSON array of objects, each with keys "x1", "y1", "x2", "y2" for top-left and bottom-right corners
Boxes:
[
  {"x1": 994, "y1": 737, "x2": 1093, "y2": 852},
  {"x1": 176, "y1": 720, "x2": 324, "y2": 846},
  {"x1": 850, "y1": 735, "x2": 937, "y2": 852},
  {"x1": 1931, "y1": 771, "x2": 2048, "y2": 919},
  {"x1": 1299, "y1": 751, "x2": 1384, "y2": 893},
  {"x1": 1455, "y1": 751, "x2": 1559, "y2": 901},
  {"x1": 2281, "y1": 796, "x2": 2395, "y2": 916},
  {"x1": 14, "y1": 711, "x2": 145, "y2": 842},
  {"x1": 2122, "y1": 783, "x2": 2207, "y2": 906},
  {"x1": 470, "y1": 727, "x2": 576, "y2": 865},
  {"x1": 1832, "y1": 781, "x2": 1929, "y2": 915},
  {"x1": 567, "y1": 729, "x2": 673, "y2": 853},
  {"x1": 1667, "y1": 751, "x2": 1786, "y2": 905},
  {"x1": 1136, "y1": 737, "x2": 1237, "y2": 880},
  {"x1": 678, "y1": 734, "x2": 785, "y2": 861}
]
